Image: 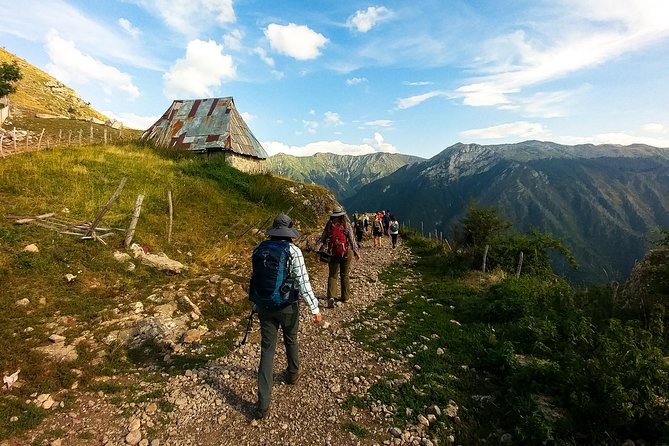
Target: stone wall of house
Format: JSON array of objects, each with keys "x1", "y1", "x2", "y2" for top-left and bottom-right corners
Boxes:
[{"x1": 223, "y1": 152, "x2": 267, "y2": 174}]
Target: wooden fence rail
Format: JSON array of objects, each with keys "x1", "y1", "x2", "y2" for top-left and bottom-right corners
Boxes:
[{"x1": 0, "y1": 125, "x2": 135, "y2": 158}]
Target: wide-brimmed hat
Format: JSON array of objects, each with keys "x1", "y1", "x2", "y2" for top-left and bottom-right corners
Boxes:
[
  {"x1": 266, "y1": 213, "x2": 300, "y2": 238},
  {"x1": 329, "y1": 206, "x2": 346, "y2": 218}
]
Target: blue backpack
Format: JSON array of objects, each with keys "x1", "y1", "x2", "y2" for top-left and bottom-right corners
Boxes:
[{"x1": 250, "y1": 240, "x2": 297, "y2": 311}]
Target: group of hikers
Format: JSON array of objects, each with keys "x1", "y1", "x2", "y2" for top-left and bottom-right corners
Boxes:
[
  {"x1": 247, "y1": 206, "x2": 400, "y2": 419},
  {"x1": 351, "y1": 210, "x2": 400, "y2": 250}
]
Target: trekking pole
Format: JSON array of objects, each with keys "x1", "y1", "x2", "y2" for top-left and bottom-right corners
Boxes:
[{"x1": 240, "y1": 309, "x2": 256, "y2": 345}]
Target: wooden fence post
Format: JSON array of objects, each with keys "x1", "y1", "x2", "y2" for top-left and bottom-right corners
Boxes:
[
  {"x1": 104, "y1": 128, "x2": 107, "y2": 144},
  {"x1": 421, "y1": 221, "x2": 424, "y2": 236},
  {"x1": 84, "y1": 177, "x2": 127, "y2": 238},
  {"x1": 58, "y1": 129, "x2": 62, "y2": 145},
  {"x1": 516, "y1": 251, "x2": 524, "y2": 278},
  {"x1": 89, "y1": 125, "x2": 93, "y2": 143},
  {"x1": 482, "y1": 244, "x2": 489, "y2": 273},
  {"x1": 37, "y1": 128, "x2": 45, "y2": 150},
  {"x1": 79, "y1": 129, "x2": 82, "y2": 146},
  {"x1": 167, "y1": 190, "x2": 173, "y2": 244},
  {"x1": 125, "y1": 194, "x2": 145, "y2": 248},
  {"x1": 13, "y1": 127, "x2": 16, "y2": 152},
  {"x1": 0, "y1": 135, "x2": 4, "y2": 158},
  {"x1": 68, "y1": 130, "x2": 72, "y2": 146}
]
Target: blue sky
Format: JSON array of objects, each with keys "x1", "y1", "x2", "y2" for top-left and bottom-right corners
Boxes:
[{"x1": 1, "y1": 0, "x2": 669, "y2": 158}]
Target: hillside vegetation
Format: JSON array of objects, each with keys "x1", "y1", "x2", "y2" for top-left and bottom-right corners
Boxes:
[
  {"x1": 353, "y1": 217, "x2": 669, "y2": 445},
  {"x1": 0, "y1": 142, "x2": 335, "y2": 439},
  {"x1": 0, "y1": 48, "x2": 107, "y2": 122}
]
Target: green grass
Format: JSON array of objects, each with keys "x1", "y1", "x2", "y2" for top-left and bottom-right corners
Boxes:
[
  {"x1": 352, "y1": 229, "x2": 669, "y2": 445},
  {"x1": 0, "y1": 142, "x2": 334, "y2": 440},
  {"x1": 342, "y1": 421, "x2": 370, "y2": 438}
]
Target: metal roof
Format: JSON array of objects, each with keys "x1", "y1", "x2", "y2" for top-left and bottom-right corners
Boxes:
[{"x1": 141, "y1": 97, "x2": 268, "y2": 159}]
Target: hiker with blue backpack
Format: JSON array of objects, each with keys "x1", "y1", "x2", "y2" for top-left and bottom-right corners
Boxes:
[
  {"x1": 319, "y1": 206, "x2": 360, "y2": 308},
  {"x1": 249, "y1": 213, "x2": 322, "y2": 420}
]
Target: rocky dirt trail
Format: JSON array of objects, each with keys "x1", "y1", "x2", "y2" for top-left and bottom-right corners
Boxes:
[
  {"x1": 152, "y1": 239, "x2": 420, "y2": 446},
  {"x1": 5, "y1": 238, "x2": 439, "y2": 446}
]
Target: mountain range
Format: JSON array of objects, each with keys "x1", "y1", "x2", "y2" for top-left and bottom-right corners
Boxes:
[
  {"x1": 265, "y1": 152, "x2": 423, "y2": 200},
  {"x1": 342, "y1": 141, "x2": 669, "y2": 283}
]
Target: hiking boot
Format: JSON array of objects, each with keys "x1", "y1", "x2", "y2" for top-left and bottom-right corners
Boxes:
[
  {"x1": 254, "y1": 404, "x2": 269, "y2": 420},
  {"x1": 327, "y1": 298, "x2": 335, "y2": 308},
  {"x1": 286, "y1": 369, "x2": 301, "y2": 385}
]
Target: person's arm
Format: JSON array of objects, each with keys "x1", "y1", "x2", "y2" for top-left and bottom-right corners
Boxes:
[
  {"x1": 289, "y1": 244, "x2": 321, "y2": 322},
  {"x1": 320, "y1": 221, "x2": 330, "y2": 246},
  {"x1": 345, "y1": 221, "x2": 361, "y2": 259}
]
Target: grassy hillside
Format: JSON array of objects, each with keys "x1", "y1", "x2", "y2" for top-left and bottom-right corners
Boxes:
[
  {"x1": 0, "y1": 143, "x2": 335, "y2": 439},
  {"x1": 353, "y1": 229, "x2": 669, "y2": 444},
  {"x1": 0, "y1": 47, "x2": 107, "y2": 121}
]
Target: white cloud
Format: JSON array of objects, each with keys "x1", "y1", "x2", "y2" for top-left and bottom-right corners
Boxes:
[
  {"x1": 302, "y1": 120, "x2": 319, "y2": 134},
  {"x1": 0, "y1": 0, "x2": 160, "y2": 70},
  {"x1": 163, "y1": 39, "x2": 235, "y2": 99},
  {"x1": 129, "y1": 0, "x2": 235, "y2": 36},
  {"x1": 557, "y1": 132, "x2": 669, "y2": 148},
  {"x1": 45, "y1": 30, "x2": 140, "y2": 100},
  {"x1": 324, "y1": 111, "x2": 343, "y2": 126},
  {"x1": 460, "y1": 121, "x2": 551, "y2": 140},
  {"x1": 396, "y1": 91, "x2": 449, "y2": 109},
  {"x1": 457, "y1": 0, "x2": 669, "y2": 108},
  {"x1": 102, "y1": 110, "x2": 159, "y2": 130},
  {"x1": 347, "y1": 6, "x2": 394, "y2": 33},
  {"x1": 642, "y1": 122, "x2": 667, "y2": 134},
  {"x1": 263, "y1": 132, "x2": 399, "y2": 157},
  {"x1": 346, "y1": 77, "x2": 368, "y2": 85},
  {"x1": 499, "y1": 88, "x2": 585, "y2": 118},
  {"x1": 403, "y1": 81, "x2": 434, "y2": 86},
  {"x1": 253, "y1": 47, "x2": 275, "y2": 67},
  {"x1": 118, "y1": 18, "x2": 141, "y2": 39},
  {"x1": 223, "y1": 29, "x2": 244, "y2": 51},
  {"x1": 364, "y1": 119, "x2": 394, "y2": 127},
  {"x1": 240, "y1": 111, "x2": 255, "y2": 123},
  {"x1": 265, "y1": 23, "x2": 328, "y2": 60}
]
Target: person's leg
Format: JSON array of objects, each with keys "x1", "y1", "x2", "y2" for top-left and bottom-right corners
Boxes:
[
  {"x1": 280, "y1": 303, "x2": 300, "y2": 380},
  {"x1": 392, "y1": 233, "x2": 398, "y2": 248},
  {"x1": 327, "y1": 260, "x2": 340, "y2": 298},
  {"x1": 340, "y1": 250, "x2": 353, "y2": 301},
  {"x1": 258, "y1": 312, "x2": 280, "y2": 412}
]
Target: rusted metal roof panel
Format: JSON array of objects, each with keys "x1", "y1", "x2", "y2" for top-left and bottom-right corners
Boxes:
[{"x1": 141, "y1": 97, "x2": 267, "y2": 159}]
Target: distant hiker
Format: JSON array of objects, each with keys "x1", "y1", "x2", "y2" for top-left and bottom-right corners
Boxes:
[
  {"x1": 372, "y1": 214, "x2": 384, "y2": 248},
  {"x1": 354, "y1": 217, "x2": 364, "y2": 247},
  {"x1": 382, "y1": 211, "x2": 391, "y2": 237},
  {"x1": 362, "y1": 214, "x2": 369, "y2": 232},
  {"x1": 249, "y1": 213, "x2": 322, "y2": 420},
  {"x1": 320, "y1": 206, "x2": 360, "y2": 307},
  {"x1": 389, "y1": 215, "x2": 400, "y2": 249}
]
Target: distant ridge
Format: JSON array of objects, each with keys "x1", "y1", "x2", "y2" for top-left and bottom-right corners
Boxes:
[
  {"x1": 343, "y1": 140, "x2": 669, "y2": 283},
  {"x1": 266, "y1": 151, "x2": 424, "y2": 200}
]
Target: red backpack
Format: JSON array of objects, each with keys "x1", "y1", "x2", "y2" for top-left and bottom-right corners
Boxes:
[{"x1": 328, "y1": 222, "x2": 350, "y2": 258}]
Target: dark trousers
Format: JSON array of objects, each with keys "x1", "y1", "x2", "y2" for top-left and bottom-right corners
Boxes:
[
  {"x1": 328, "y1": 248, "x2": 353, "y2": 301},
  {"x1": 257, "y1": 302, "x2": 299, "y2": 411}
]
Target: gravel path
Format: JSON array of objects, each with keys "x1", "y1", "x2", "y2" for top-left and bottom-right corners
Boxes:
[{"x1": 154, "y1": 239, "x2": 416, "y2": 446}]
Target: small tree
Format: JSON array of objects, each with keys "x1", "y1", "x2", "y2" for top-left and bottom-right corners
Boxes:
[
  {"x1": 0, "y1": 60, "x2": 22, "y2": 99},
  {"x1": 452, "y1": 202, "x2": 512, "y2": 249}
]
